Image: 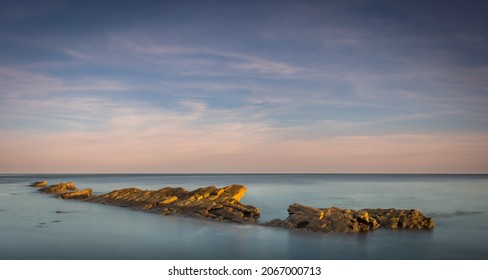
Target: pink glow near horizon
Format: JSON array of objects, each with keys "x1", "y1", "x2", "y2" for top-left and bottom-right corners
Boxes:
[{"x1": 2, "y1": 129, "x2": 487, "y2": 173}]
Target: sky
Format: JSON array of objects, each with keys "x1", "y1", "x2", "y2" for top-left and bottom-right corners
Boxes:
[{"x1": 0, "y1": 0, "x2": 487, "y2": 173}]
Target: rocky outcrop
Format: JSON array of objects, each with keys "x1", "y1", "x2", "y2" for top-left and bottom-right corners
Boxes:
[
  {"x1": 33, "y1": 181, "x2": 259, "y2": 224},
  {"x1": 39, "y1": 182, "x2": 78, "y2": 194},
  {"x1": 37, "y1": 182, "x2": 94, "y2": 200},
  {"x1": 264, "y1": 203, "x2": 434, "y2": 233},
  {"x1": 31, "y1": 180, "x2": 434, "y2": 231},
  {"x1": 86, "y1": 184, "x2": 260, "y2": 224},
  {"x1": 56, "y1": 189, "x2": 93, "y2": 199},
  {"x1": 31, "y1": 180, "x2": 47, "y2": 187}
]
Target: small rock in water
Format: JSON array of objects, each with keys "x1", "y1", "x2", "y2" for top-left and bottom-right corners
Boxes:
[
  {"x1": 31, "y1": 180, "x2": 47, "y2": 187},
  {"x1": 39, "y1": 182, "x2": 78, "y2": 194}
]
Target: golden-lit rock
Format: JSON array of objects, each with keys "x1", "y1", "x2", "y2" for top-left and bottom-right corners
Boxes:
[
  {"x1": 31, "y1": 180, "x2": 47, "y2": 187},
  {"x1": 56, "y1": 189, "x2": 93, "y2": 199},
  {"x1": 85, "y1": 184, "x2": 260, "y2": 224},
  {"x1": 31, "y1": 180, "x2": 434, "y2": 233},
  {"x1": 34, "y1": 181, "x2": 93, "y2": 201},
  {"x1": 222, "y1": 184, "x2": 247, "y2": 201},
  {"x1": 264, "y1": 203, "x2": 434, "y2": 233},
  {"x1": 39, "y1": 182, "x2": 78, "y2": 194}
]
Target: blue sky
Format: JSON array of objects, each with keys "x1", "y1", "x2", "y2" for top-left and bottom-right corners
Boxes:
[{"x1": 1, "y1": 0, "x2": 487, "y2": 173}]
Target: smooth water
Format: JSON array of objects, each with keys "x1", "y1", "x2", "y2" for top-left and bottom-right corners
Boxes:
[{"x1": 1, "y1": 174, "x2": 487, "y2": 259}]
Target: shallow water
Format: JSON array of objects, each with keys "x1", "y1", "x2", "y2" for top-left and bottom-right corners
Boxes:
[{"x1": 1, "y1": 174, "x2": 487, "y2": 259}]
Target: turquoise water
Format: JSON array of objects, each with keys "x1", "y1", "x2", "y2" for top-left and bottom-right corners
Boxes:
[{"x1": 1, "y1": 174, "x2": 487, "y2": 259}]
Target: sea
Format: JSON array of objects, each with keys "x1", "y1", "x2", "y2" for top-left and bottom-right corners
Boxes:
[{"x1": 0, "y1": 174, "x2": 487, "y2": 260}]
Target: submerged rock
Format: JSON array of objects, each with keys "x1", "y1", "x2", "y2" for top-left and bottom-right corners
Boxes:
[
  {"x1": 86, "y1": 184, "x2": 260, "y2": 224},
  {"x1": 264, "y1": 203, "x2": 434, "y2": 233}
]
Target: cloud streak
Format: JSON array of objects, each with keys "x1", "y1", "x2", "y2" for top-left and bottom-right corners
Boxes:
[{"x1": 102, "y1": 33, "x2": 304, "y2": 77}]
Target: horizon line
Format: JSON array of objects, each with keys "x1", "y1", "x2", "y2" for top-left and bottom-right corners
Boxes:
[{"x1": 1, "y1": 172, "x2": 487, "y2": 175}]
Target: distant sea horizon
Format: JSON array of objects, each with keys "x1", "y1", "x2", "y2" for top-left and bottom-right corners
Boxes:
[{"x1": 2, "y1": 172, "x2": 487, "y2": 175}]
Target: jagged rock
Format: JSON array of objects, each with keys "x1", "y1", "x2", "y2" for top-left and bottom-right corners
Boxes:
[
  {"x1": 36, "y1": 182, "x2": 91, "y2": 200},
  {"x1": 39, "y1": 182, "x2": 78, "y2": 194},
  {"x1": 31, "y1": 180, "x2": 47, "y2": 187},
  {"x1": 86, "y1": 187, "x2": 187, "y2": 208},
  {"x1": 56, "y1": 189, "x2": 93, "y2": 199},
  {"x1": 266, "y1": 203, "x2": 434, "y2": 233},
  {"x1": 364, "y1": 208, "x2": 435, "y2": 230},
  {"x1": 31, "y1": 180, "x2": 434, "y2": 232},
  {"x1": 86, "y1": 184, "x2": 260, "y2": 224}
]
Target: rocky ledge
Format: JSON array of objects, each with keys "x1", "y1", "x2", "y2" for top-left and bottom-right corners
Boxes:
[
  {"x1": 264, "y1": 203, "x2": 434, "y2": 233},
  {"x1": 86, "y1": 185, "x2": 260, "y2": 223},
  {"x1": 32, "y1": 181, "x2": 434, "y2": 232},
  {"x1": 34, "y1": 181, "x2": 259, "y2": 224},
  {"x1": 39, "y1": 182, "x2": 79, "y2": 194}
]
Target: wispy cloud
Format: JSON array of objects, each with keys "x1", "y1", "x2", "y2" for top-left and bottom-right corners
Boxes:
[
  {"x1": 0, "y1": 66, "x2": 130, "y2": 96},
  {"x1": 61, "y1": 32, "x2": 304, "y2": 77}
]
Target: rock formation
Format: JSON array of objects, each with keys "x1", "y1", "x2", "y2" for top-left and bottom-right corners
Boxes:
[
  {"x1": 38, "y1": 182, "x2": 93, "y2": 200},
  {"x1": 31, "y1": 180, "x2": 47, "y2": 187},
  {"x1": 86, "y1": 185, "x2": 260, "y2": 224},
  {"x1": 34, "y1": 181, "x2": 259, "y2": 224},
  {"x1": 264, "y1": 203, "x2": 434, "y2": 233},
  {"x1": 39, "y1": 182, "x2": 79, "y2": 194},
  {"x1": 56, "y1": 189, "x2": 94, "y2": 200},
  {"x1": 31, "y1": 180, "x2": 434, "y2": 231}
]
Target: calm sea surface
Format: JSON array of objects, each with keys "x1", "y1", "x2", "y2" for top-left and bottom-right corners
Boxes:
[{"x1": 1, "y1": 174, "x2": 487, "y2": 259}]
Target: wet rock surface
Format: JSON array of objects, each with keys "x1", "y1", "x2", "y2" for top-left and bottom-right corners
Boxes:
[{"x1": 264, "y1": 203, "x2": 434, "y2": 233}]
